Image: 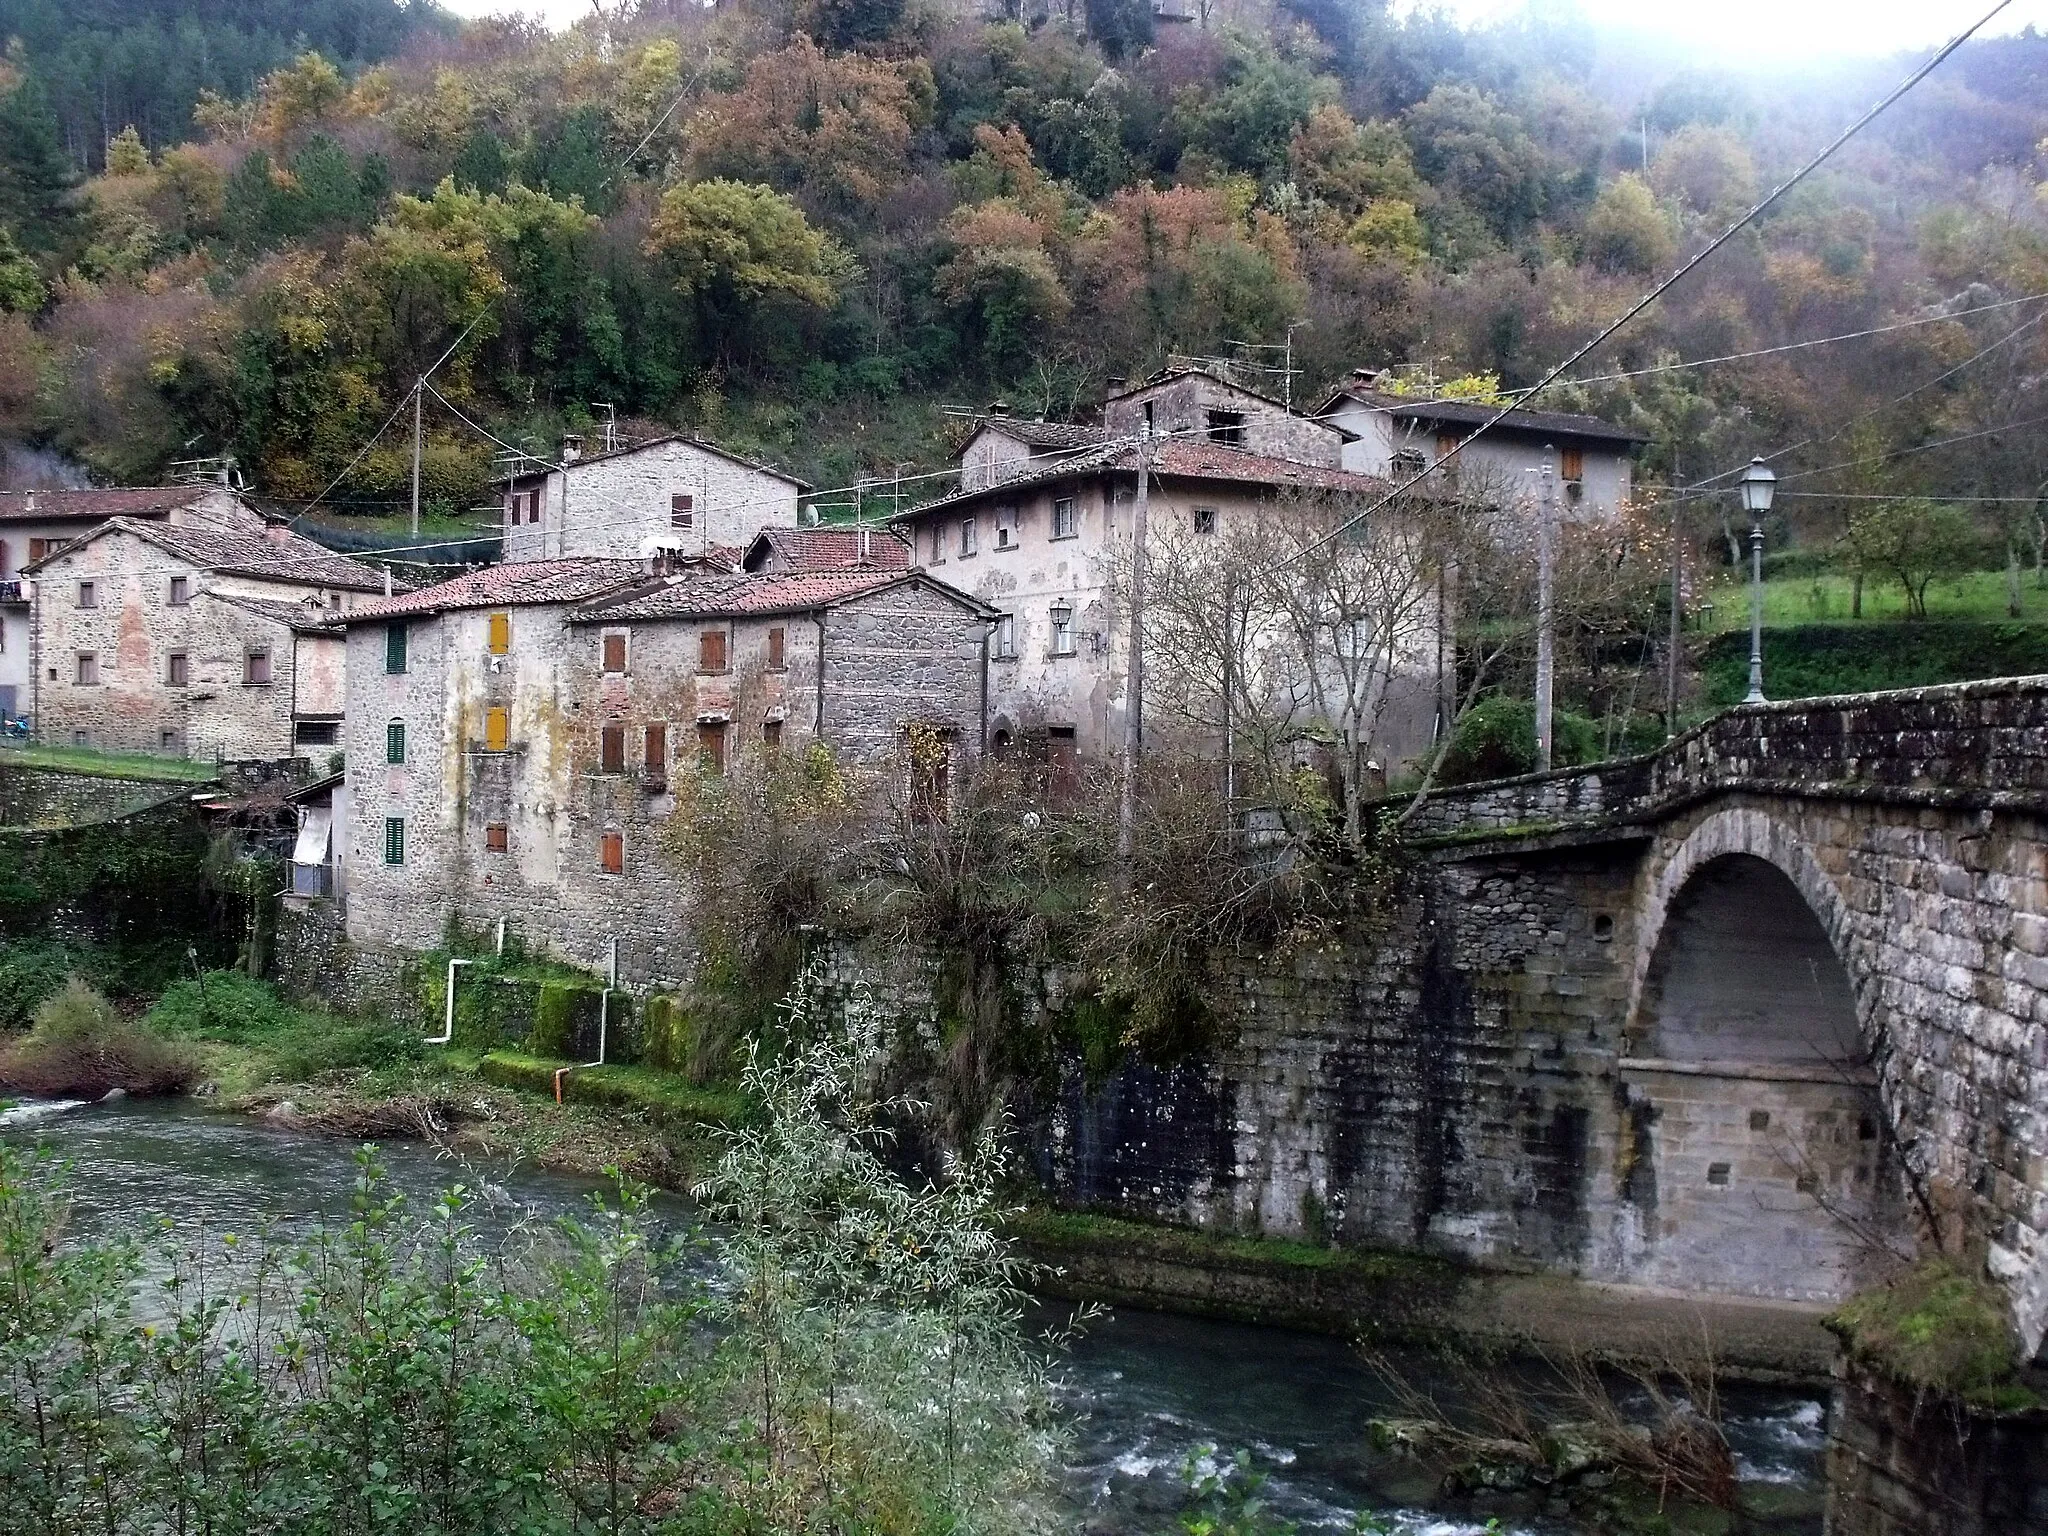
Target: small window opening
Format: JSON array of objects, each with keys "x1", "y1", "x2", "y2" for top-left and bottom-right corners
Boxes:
[
  {"x1": 1749, "y1": 1110, "x2": 1771, "y2": 1132},
  {"x1": 168, "y1": 575, "x2": 189, "y2": 606},
  {"x1": 244, "y1": 648, "x2": 272, "y2": 685},
  {"x1": 1706, "y1": 1162, "x2": 1731, "y2": 1187},
  {"x1": 166, "y1": 651, "x2": 188, "y2": 687},
  {"x1": 601, "y1": 632, "x2": 627, "y2": 673},
  {"x1": 762, "y1": 719, "x2": 783, "y2": 755},
  {"x1": 75, "y1": 652, "x2": 98, "y2": 685},
  {"x1": 1192, "y1": 506, "x2": 1218, "y2": 535},
  {"x1": 1591, "y1": 913, "x2": 1614, "y2": 942},
  {"x1": 699, "y1": 629, "x2": 728, "y2": 673},
  {"x1": 485, "y1": 823, "x2": 508, "y2": 853},
  {"x1": 671, "y1": 493, "x2": 695, "y2": 530},
  {"x1": 599, "y1": 830, "x2": 624, "y2": 875},
  {"x1": 995, "y1": 507, "x2": 1016, "y2": 549},
  {"x1": 77, "y1": 580, "x2": 95, "y2": 608},
  {"x1": 600, "y1": 723, "x2": 626, "y2": 774},
  {"x1": 766, "y1": 626, "x2": 786, "y2": 669}
]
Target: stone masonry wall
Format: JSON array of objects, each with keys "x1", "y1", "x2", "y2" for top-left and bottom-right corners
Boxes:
[
  {"x1": 505, "y1": 439, "x2": 802, "y2": 563},
  {"x1": 0, "y1": 762, "x2": 181, "y2": 826}
]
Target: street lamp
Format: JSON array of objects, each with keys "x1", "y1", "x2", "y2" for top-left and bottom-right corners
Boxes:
[{"x1": 1738, "y1": 457, "x2": 1776, "y2": 705}]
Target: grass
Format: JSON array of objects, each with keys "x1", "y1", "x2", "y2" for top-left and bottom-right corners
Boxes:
[
  {"x1": 477, "y1": 1051, "x2": 750, "y2": 1128},
  {"x1": 0, "y1": 741, "x2": 218, "y2": 782},
  {"x1": 1696, "y1": 568, "x2": 2048, "y2": 630},
  {"x1": 1827, "y1": 1258, "x2": 2034, "y2": 1408},
  {"x1": 1006, "y1": 1206, "x2": 1452, "y2": 1282}
]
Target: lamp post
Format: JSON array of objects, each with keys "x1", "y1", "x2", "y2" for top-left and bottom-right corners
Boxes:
[{"x1": 1738, "y1": 456, "x2": 1776, "y2": 705}]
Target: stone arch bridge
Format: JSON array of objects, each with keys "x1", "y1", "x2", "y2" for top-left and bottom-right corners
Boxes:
[{"x1": 1036, "y1": 677, "x2": 2048, "y2": 1353}]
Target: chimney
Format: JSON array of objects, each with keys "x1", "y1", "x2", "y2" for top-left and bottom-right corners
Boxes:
[
  {"x1": 986, "y1": 400, "x2": 1010, "y2": 417},
  {"x1": 1105, "y1": 376, "x2": 1128, "y2": 396},
  {"x1": 1351, "y1": 367, "x2": 1382, "y2": 388},
  {"x1": 560, "y1": 433, "x2": 584, "y2": 464},
  {"x1": 23, "y1": 489, "x2": 34, "y2": 513}
]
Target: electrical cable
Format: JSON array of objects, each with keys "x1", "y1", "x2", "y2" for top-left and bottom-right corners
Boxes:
[{"x1": 1271, "y1": 0, "x2": 2015, "y2": 571}]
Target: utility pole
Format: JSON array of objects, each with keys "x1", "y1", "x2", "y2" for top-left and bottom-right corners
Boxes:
[
  {"x1": 1666, "y1": 455, "x2": 1683, "y2": 738},
  {"x1": 409, "y1": 380, "x2": 423, "y2": 540},
  {"x1": 1535, "y1": 448, "x2": 1556, "y2": 774},
  {"x1": 1114, "y1": 428, "x2": 1152, "y2": 887}
]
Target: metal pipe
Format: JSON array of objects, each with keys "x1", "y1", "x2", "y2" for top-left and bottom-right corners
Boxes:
[
  {"x1": 495, "y1": 917, "x2": 506, "y2": 957},
  {"x1": 430, "y1": 957, "x2": 472, "y2": 1046}
]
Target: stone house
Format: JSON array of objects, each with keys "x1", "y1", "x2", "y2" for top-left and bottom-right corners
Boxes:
[
  {"x1": 957, "y1": 416, "x2": 1108, "y2": 492},
  {"x1": 1102, "y1": 367, "x2": 1350, "y2": 467},
  {"x1": 741, "y1": 524, "x2": 911, "y2": 573},
  {"x1": 892, "y1": 437, "x2": 1440, "y2": 772},
  {"x1": 23, "y1": 515, "x2": 393, "y2": 760},
  {"x1": 1318, "y1": 369, "x2": 1649, "y2": 518},
  {"x1": 498, "y1": 434, "x2": 809, "y2": 563},
  {"x1": 0, "y1": 485, "x2": 264, "y2": 724},
  {"x1": 334, "y1": 555, "x2": 995, "y2": 983}
]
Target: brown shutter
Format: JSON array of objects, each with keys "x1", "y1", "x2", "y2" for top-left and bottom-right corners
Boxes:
[
  {"x1": 697, "y1": 720, "x2": 727, "y2": 775},
  {"x1": 766, "y1": 626, "x2": 785, "y2": 669},
  {"x1": 600, "y1": 723, "x2": 626, "y2": 773},
  {"x1": 699, "y1": 629, "x2": 727, "y2": 672},
  {"x1": 1561, "y1": 445, "x2": 1585, "y2": 483},
  {"x1": 644, "y1": 722, "x2": 667, "y2": 777},
  {"x1": 599, "y1": 831, "x2": 624, "y2": 874},
  {"x1": 602, "y1": 633, "x2": 627, "y2": 673},
  {"x1": 485, "y1": 823, "x2": 508, "y2": 853}
]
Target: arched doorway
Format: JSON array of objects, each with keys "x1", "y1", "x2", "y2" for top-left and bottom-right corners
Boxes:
[{"x1": 1621, "y1": 853, "x2": 1888, "y2": 1302}]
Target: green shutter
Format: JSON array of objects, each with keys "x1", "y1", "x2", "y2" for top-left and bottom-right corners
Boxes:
[
  {"x1": 386, "y1": 720, "x2": 405, "y2": 764},
  {"x1": 386, "y1": 623, "x2": 408, "y2": 673},
  {"x1": 384, "y1": 817, "x2": 405, "y2": 865}
]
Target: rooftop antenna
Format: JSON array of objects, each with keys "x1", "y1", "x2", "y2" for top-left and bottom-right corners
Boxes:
[{"x1": 593, "y1": 403, "x2": 617, "y2": 454}]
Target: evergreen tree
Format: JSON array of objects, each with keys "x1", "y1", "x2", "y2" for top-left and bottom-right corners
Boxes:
[{"x1": 0, "y1": 76, "x2": 75, "y2": 252}]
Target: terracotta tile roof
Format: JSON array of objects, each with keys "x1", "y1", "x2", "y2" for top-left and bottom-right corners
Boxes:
[
  {"x1": 971, "y1": 417, "x2": 1108, "y2": 451},
  {"x1": 23, "y1": 516, "x2": 396, "y2": 591},
  {"x1": 0, "y1": 486, "x2": 220, "y2": 523},
  {"x1": 341, "y1": 559, "x2": 647, "y2": 621},
  {"x1": 1319, "y1": 386, "x2": 1650, "y2": 444},
  {"x1": 493, "y1": 434, "x2": 811, "y2": 489},
  {"x1": 745, "y1": 525, "x2": 913, "y2": 572},
  {"x1": 572, "y1": 569, "x2": 995, "y2": 622},
  {"x1": 898, "y1": 439, "x2": 1389, "y2": 521},
  {"x1": 208, "y1": 591, "x2": 345, "y2": 632}
]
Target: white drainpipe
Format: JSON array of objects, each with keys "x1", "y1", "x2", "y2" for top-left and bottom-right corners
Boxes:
[
  {"x1": 430, "y1": 958, "x2": 472, "y2": 1046},
  {"x1": 552, "y1": 936, "x2": 618, "y2": 1104}
]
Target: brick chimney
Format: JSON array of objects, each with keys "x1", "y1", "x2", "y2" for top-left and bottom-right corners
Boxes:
[{"x1": 560, "y1": 433, "x2": 584, "y2": 464}]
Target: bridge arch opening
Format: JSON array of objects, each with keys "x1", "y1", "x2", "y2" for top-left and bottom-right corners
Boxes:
[{"x1": 1623, "y1": 852, "x2": 1887, "y2": 1303}]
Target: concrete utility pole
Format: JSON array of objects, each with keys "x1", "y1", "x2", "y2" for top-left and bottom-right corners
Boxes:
[
  {"x1": 1535, "y1": 448, "x2": 1556, "y2": 774},
  {"x1": 409, "y1": 381, "x2": 423, "y2": 540},
  {"x1": 1114, "y1": 428, "x2": 1152, "y2": 887},
  {"x1": 1667, "y1": 455, "x2": 1683, "y2": 738}
]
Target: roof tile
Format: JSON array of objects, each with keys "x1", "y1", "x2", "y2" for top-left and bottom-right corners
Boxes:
[{"x1": 343, "y1": 558, "x2": 647, "y2": 621}]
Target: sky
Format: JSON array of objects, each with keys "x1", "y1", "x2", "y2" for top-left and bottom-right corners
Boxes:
[{"x1": 435, "y1": 0, "x2": 2048, "y2": 62}]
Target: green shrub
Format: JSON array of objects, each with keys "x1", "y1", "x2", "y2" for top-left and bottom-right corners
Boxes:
[
  {"x1": 269, "y1": 1021, "x2": 425, "y2": 1079},
  {"x1": 146, "y1": 970, "x2": 298, "y2": 1041},
  {"x1": 0, "y1": 941, "x2": 75, "y2": 1030},
  {"x1": 0, "y1": 979, "x2": 196, "y2": 1098},
  {"x1": 1697, "y1": 621, "x2": 2048, "y2": 706},
  {"x1": 530, "y1": 982, "x2": 579, "y2": 1057},
  {"x1": 1829, "y1": 1258, "x2": 2024, "y2": 1402},
  {"x1": 1436, "y1": 696, "x2": 1601, "y2": 786}
]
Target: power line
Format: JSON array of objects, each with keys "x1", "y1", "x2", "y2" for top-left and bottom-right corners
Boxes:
[{"x1": 1275, "y1": 0, "x2": 2015, "y2": 570}]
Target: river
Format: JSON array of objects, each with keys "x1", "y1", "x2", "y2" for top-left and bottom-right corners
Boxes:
[{"x1": 3, "y1": 1096, "x2": 1831, "y2": 1534}]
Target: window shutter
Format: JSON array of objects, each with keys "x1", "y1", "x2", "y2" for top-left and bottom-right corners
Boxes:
[
  {"x1": 488, "y1": 612, "x2": 510, "y2": 654},
  {"x1": 485, "y1": 706, "x2": 509, "y2": 752},
  {"x1": 700, "y1": 629, "x2": 727, "y2": 672},
  {"x1": 1561, "y1": 445, "x2": 1585, "y2": 483},
  {"x1": 0, "y1": 538, "x2": 9, "y2": 577},
  {"x1": 599, "y1": 831, "x2": 624, "y2": 874},
  {"x1": 697, "y1": 720, "x2": 727, "y2": 775},
  {"x1": 384, "y1": 817, "x2": 406, "y2": 865},
  {"x1": 386, "y1": 623, "x2": 408, "y2": 673},
  {"x1": 644, "y1": 722, "x2": 667, "y2": 776},
  {"x1": 386, "y1": 720, "x2": 406, "y2": 764},
  {"x1": 766, "y1": 627, "x2": 785, "y2": 668},
  {"x1": 602, "y1": 633, "x2": 627, "y2": 673},
  {"x1": 485, "y1": 823, "x2": 508, "y2": 853},
  {"x1": 601, "y1": 723, "x2": 626, "y2": 773}
]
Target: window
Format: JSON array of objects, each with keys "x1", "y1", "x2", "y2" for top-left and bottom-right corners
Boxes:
[
  {"x1": 959, "y1": 517, "x2": 978, "y2": 557},
  {"x1": 1560, "y1": 445, "x2": 1585, "y2": 484},
  {"x1": 670, "y1": 493, "x2": 695, "y2": 530},
  {"x1": 485, "y1": 823, "x2": 508, "y2": 853},
  {"x1": 295, "y1": 720, "x2": 338, "y2": 747},
  {"x1": 484, "y1": 706, "x2": 509, "y2": 752},
  {"x1": 644, "y1": 722, "x2": 667, "y2": 778},
  {"x1": 76, "y1": 580, "x2": 95, "y2": 609},
  {"x1": 506, "y1": 488, "x2": 540, "y2": 525},
  {"x1": 1206, "y1": 409, "x2": 1246, "y2": 447},
  {"x1": 599, "y1": 830, "x2": 624, "y2": 875},
  {"x1": 244, "y1": 648, "x2": 272, "y2": 685},
  {"x1": 487, "y1": 612, "x2": 509, "y2": 655},
  {"x1": 385, "y1": 623, "x2": 408, "y2": 674},
  {"x1": 71, "y1": 729, "x2": 88, "y2": 747},
  {"x1": 699, "y1": 628, "x2": 727, "y2": 673},
  {"x1": 1143, "y1": 401, "x2": 1155, "y2": 434},
  {"x1": 160, "y1": 729, "x2": 180, "y2": 752},
  {"x1": 383, "y1": 817, "x2": 406, "y2": 865},
  {"x1": 75, "y1": 652, "x2": 98, "y2": 685},
  {"x1": 1051, "y1": 497, "x2": 1077, "y2": 539},
  {"x1": 166, "y1": 651, "x2": 188, "y2": 687},
  {"x1": 1192, "y1": 506, "x2": 1218, "y2": 535},
  {"x1": 386, "y1": 719, "x2": 406, "y2": 764},
  {"x1": 1435, "y1": 432, "x2": 1460, "y2": 462},
  {"x1": 601, "y1": 632, "x2": 627, "y2": 673},
  {"x1": 600, "y1": 723, "x2": 626, "y2": 774},
  {"x1": 929, "y1": 523, "x2": 947, "y2": 563},
  {"x1": 766, "y1": 626, "x2": 786, "y2": 670},
  {"x1": 698, "y1": 720, "x2": 727, "y2": 775},
  {"x1": 168, "y1": 576, "x2": 189, "y2": 606},
  {"x1": 994, "y1": 614, "x2": 1016, "y2": 659},
  {"x1": 1049, "y1": 603, "x2": 1074, "y2": 656},
  {"x1": 762, "y1": 719, "x2": 783, "y2": 755},
  {"x1": 995, "y1": 506, "x2": 1016, "y2": 549},
  {"x1": 28, "y1": 538, "x2": 51, "y2": 563},
  {"x1": 528, "y1": 490, "x2": 541, "y2": 524},
  {"x1": 1391, "y1": 448, "x2": 1426, "y2": 479}
]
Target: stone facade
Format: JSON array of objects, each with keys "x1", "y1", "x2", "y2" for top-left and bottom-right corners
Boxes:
[
  {"x1": 1103, "y1": 369, "x2": 1346, "y2": 467},
  {"x1": 501, "y1": 437, "x2": 805, "y2": 563},
  {"x1": 1028, "y1": 679, "x2": 2048, "y2": 1352},
  {"x1": 24, "y1": 517, "x2": 385, "y2": 760},
  {"x1": 339, "y1": 564, "x2": 993, "y2": 985},
  {"x1": 0, "y1": 762, "x2": 186, "y2": 827}
]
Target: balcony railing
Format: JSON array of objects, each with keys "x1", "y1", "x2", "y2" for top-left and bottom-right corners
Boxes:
[{"x1": 0, "y1": 580, "x2": 24, "y2": 604}]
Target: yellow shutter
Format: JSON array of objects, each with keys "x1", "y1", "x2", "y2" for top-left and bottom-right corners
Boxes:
[
  {"x1": 485, "y1": 706, "x2": 509, "y2": 752},
  {"x1": 488, "y1": 612, "x2": 510, "y2": 654}
]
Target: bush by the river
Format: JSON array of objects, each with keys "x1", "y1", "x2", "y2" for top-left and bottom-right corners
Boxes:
[
  {"x1": 148, "y1": 969, "x2": 426, "y2": 1078},
  {"x1": 0, "y1": 978, "x2": 196, "y2": 1098},
  {"x1": 1436, "y1": 696, "x2": 1603, "y2": 786},
  {"x1": 0, "y1": 969, "x2": 1068, "y2": 1535},
  {"x1": 0, "y1": 939, "x2": 72, "y2": 1029}
]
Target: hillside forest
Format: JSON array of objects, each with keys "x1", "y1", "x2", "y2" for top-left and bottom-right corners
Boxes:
[{"x1": 0, "y1": 0, "x2": 2047, "y2": 596}]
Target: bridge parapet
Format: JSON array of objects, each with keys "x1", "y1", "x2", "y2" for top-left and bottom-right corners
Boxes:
[{"x1": 1401, "y1": 674, "x2": 2048, "y2": 844}]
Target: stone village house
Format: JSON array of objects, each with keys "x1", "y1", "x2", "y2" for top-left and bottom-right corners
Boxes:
[
  {"x1": 0, "y1": 485, "x2": 264, "y2": 726},
  {"x1": 24, "y1": 515, "x2": 394, "y2": 760},
  {"x1": 333, "y1": 551, "x2": 995, "y2": 984},
  {"x1": 894, "y1": 369, "x2": 1442, "y2": 773},
  {"x1": 499, "y1": 433, "x2": 809, "y2": 562}
]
